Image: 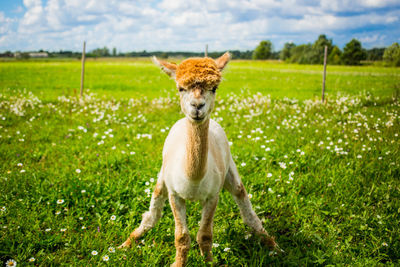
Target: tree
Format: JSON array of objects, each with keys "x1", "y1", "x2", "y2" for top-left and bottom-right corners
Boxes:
[
  {"x1": 328, "y1": 46, "x2": 342, "y2": 65},
  {"x1": 383, "y1": 43, "x2": 400, "y2": 66},
  {"x1": 252, "y1": 40, "x2": 272, "y2": 60},
  {"x1": 280, "y1": 42, "x2": 296, "y2": 61},
  {"x1": 367, "y1": 47, "x2": 385, "y2": 61},
  {"x1": 112, "y1": 47, "x2": 117, "y2": 57},
  {"x1": 341, "y1": 39, "x2": 366, "y2": 65},
  {"x1": 311, "y1": 34, "x2": 333, "y2": 64},
  {"x1": 92, "y1": 47, "x2": 110, "y2": 57},
  {"x1": 289, "y1": 44, "x2": 313, "y2": 64}
]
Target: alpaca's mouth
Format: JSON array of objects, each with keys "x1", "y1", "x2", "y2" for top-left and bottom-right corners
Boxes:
[
  {"x1": 192, "y1": 115, "x2": 204, "y2": 121},
  {"x1": 189, "y1": 109, "x2": 206, "y2": 121},
  {"x1": 189, "y1": 113, "x2": 205, "y2": 122}
]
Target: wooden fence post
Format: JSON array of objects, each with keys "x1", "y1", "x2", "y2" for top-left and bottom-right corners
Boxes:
[
  {"x1": 80, "y1": 41, "x2": 86, "y2": 99},
  {"x1": 322, "y1": 45, "x2": 327, "y2": 103},
  {"x1": 205, "y1": 44, "x2": 208, "y2": 57}
]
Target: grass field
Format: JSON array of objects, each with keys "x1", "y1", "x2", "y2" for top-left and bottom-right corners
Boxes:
[
  {"x1": 0, "y1": 59, "x2": 400, "y2": 266},
  {"x1": 1, "y1": 58, "x2": 399, "y2": 100}
]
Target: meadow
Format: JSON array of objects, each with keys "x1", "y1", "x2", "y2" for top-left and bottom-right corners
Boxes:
[{"x1": 0, "y1": 58, "x2": 399, "y2": 266}]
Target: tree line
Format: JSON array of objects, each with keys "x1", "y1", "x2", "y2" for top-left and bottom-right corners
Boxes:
[
  {"x1": 1, "y1": 36, "x2": 399, "y2": 66},
  {"x1": 253, "y1": 35, "x2": 400, "y2": 66}
]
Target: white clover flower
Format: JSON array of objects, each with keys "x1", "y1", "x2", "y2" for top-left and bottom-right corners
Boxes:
[
  {"x1": 76, "y1": 169, "x2": 81, "y2": 173},
  {"x1": 150, "y1": 178, "x2": 155, "y2": 183},
  {"x1": 212, "y1": 243, "x2": 219, "y2": 248},
  {"x1": 267, "y1": 173, "x2": 272, "y2": 178},
  {"x1": 241, "y1": 162, "x2": 246, "y2": 167},
  {"x1": 5, "y1": 259, "x2": 17, "y2": 266},
  {"x1": 279, "y1": 162, "x2": 287, "y2": 169},
  {"x1": 1, "y1": 206, "x2": 6, "y2": 212},
  {"x1": 268, "y1": 188, "x2": 274, "y2": 193},
  {"x1": 357, "y1": 155, "x2": 362, "y2": 159},
  {"x1": 224, "y1": 247, "x2": 230, "y2": 252},
  {"x1": 102, "y1": 255, "x2": 109, "y2": 261}
]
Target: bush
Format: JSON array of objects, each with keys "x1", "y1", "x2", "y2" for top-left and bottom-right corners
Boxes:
[
  {"x1": 253, "y1": 40, "x2": 272, "y2": 60},
  {"x1": 383, "y1": 43, "x2": 400, "y2": 66},
  {"x1": 341, "y1": 39, "x2": 367, "y2": 65}
]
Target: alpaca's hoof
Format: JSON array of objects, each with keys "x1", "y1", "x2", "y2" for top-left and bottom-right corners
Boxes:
[
  {"x1": 118, "y1": 239, "x2": 131, "y2": 249},
  {"x1": 170, "y1": 261, "x2": 186, "y2": 267},
  {"x1": 268, "y1": 244, "x2": 285, "y2": 256},
  {"x1": 260, "y1": 234, "x2": 277, "y2": 248},
  {"x1": 259, "y1": 233, "x2": 284, "y2": 254}
]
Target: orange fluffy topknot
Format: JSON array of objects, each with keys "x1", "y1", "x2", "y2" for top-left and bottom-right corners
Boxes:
[{"x1": 176, "y1": 58, "x2": 221, "y2": 89}]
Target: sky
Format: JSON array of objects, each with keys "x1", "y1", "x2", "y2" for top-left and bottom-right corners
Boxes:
[{"x1": 0, "y1": 0, "x2": 399, "y2": 53}]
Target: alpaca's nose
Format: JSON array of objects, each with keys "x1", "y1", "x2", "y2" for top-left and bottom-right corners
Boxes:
[{"x1": 191, "y1": 100, "x2": 205, "y2": 110}]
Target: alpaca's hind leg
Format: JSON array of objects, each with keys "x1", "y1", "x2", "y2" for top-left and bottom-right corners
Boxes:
[
  {"x1": 119, "y1": 176, "x2": 168, "y2": 248},
  {"x1": 223, "y1": 157, "x2": 279, "y2": 250},
  {"x1": 196, "y1": 196, "x2": 218, "y2": 263}
]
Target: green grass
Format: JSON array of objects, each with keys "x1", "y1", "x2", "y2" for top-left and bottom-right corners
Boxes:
[
  {"x1": 1, "y1": 58, "x2": 399, "y2": 101},
  {"x1": 0, "y1": 59, "x2": 400, "y2": 266}
]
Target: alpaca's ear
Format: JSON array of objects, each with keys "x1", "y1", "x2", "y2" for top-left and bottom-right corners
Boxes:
[
  {"x1": 215, "y1": 52, "x2": 231, "y2": 71},
  {"x1": 152, "y1": 56, "x2": 177, "y2": 78}
]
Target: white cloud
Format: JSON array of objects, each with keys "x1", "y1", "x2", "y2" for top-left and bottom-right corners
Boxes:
[
  {"x1": 0, "y1": 0, "x2": 399, "y2": 51},
  {"x1": 0, "y1": 12, "x2": 13, "y2": 35}
]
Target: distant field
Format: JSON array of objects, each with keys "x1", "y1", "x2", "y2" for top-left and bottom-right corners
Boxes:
[
  {"x1": 1, "y1": 58, "x2": 399, "y2": 101},
  {"x1": 0, "y1": 59, "x2": 399, "y2": 265}
]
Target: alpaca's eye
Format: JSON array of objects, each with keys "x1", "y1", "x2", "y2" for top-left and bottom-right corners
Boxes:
[
  {"x1": 179, "y1": 87, "x2": 186, "y2": 92},
  {"x1": 211, "y1": 86, "x2": 217, "y2": 93}
]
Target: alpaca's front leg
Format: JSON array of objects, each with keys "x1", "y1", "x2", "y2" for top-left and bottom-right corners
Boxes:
[
  {"x1": 169, "y1": 194, "x2": 190, "y2": 267},
  {"x1": 119, "y1": 178, "x2": 168, "y2": 248},
  {"x1": 197, "y1": 196, "x2": 218, "y2": 263}
]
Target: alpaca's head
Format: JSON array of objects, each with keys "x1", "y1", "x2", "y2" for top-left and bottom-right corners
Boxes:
[{"x1": 153, "y1": 52, "x2": 231, "y2": 123}]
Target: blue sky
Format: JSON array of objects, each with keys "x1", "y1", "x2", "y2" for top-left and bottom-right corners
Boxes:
[{"x1": 0, "y1": 0, "x2": 399, "y2": 52}]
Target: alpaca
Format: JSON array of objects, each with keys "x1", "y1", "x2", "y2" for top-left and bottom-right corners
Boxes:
[{"x1": 119, "y1": 52, "x2": 280, "y2": 266}]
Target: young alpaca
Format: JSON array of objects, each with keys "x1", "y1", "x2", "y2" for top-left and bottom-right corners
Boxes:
[{"x1": 119, "y1": 52, "x2": 279, "y2": 265}]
